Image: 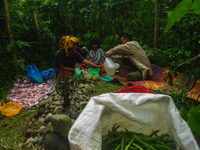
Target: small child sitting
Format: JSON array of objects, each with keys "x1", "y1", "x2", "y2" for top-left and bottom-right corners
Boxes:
[{"x1": 88, "y1": 38, "x2": 104, "y2": 65}]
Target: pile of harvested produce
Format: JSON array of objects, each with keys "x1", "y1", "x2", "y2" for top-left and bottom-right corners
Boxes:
[{"x1": 102, "y1": 124, "x2": 177, "y2": 150}]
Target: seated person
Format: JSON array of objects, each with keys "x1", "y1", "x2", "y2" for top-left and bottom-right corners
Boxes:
[
  {"x1": 105, "y1": 34, "x2": 153, "y2": 81},
  {"x1": 77, "y1": 45, "x2": 89, "y2": 60},
  {"x1": 88, "y1": 38, "x2": 104, "y2": 65},
  {"x1": 53, "y1": 35, "x2": 101, "y2": 76}
]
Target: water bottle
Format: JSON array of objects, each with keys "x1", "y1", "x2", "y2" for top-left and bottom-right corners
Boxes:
[{"x1": 104, "y1": 58, "x2": 116, "y2": 76}]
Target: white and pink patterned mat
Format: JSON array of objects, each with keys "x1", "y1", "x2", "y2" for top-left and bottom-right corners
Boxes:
[{"x1": 6, "y1": 76, "x2": 55, "y2": 108}]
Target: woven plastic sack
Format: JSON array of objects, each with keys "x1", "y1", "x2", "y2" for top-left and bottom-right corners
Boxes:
[
  {"x1": 115, "y1": 81, "x2": 155, "y2": 94},
  {"x1": 40, "y1": 68, "x2": 57, "y2": 80},
  {"x1": 0, "y1": 100, "x2": 22, "y2": 117},
  {"x1": 74, "y1": 64, "x2": 84, "y2": 80},
  {"x1": 27, "y1": 64, "x2": 43, "y2": 83},
  {"x1": 68, "y1": 93, "x2": 199, "y2": 150},
  {"x1": 87, "y1": 68, "x2": 100, "y2": 80}
]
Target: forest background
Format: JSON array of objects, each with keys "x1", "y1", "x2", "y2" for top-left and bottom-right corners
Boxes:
[
  {"x1": 1, "y1": 1, "x2": 200, "y2": 148},
  {"x1": 0, "y1": 0, "x2": 200, "y2": 110}
]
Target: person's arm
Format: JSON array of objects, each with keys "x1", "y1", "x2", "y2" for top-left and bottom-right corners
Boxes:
[
  {"x1": 82, "y1": 59, "x2": 102, "y2": 68},
  {"x1": 105, "y1": 42, "x2": 133, "y2": 57},
  {"x1": 59, "y1": 64, "x2": 75, "y2": 71}
]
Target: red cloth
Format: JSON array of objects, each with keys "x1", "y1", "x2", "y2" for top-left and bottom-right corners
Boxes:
[
  {"x1": 74, "y1": 63, "x2": 86, "y2": 69},
  {"x1": 57, "y1": 70, "x2": 73, "y2": 78},
  {"x1": 57, "y1": 63, "x2": 86, "y2": 78}
]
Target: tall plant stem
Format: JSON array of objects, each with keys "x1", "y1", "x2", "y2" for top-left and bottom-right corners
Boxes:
[{"x1": 3, "y1": 0, "x2": 17, "y2": 63}]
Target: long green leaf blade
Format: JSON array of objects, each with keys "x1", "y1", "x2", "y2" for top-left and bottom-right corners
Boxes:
[
  {"x1": 164, "y1": 0, "x2": 192, "y2": 33},
  {"x1": 193, "y1": 0, "x2": 200, "y2": 14}
]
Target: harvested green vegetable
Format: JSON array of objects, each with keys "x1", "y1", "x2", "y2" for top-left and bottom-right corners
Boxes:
[{"x1": 102, "y1": 124, "x2": 177, "y2": 150}]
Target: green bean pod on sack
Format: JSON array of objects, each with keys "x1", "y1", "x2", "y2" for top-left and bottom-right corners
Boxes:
[{"x1": 102, "y1": 124, "x2": 177, "y2": 150}]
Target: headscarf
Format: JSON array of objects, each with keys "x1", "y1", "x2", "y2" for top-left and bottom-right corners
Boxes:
[{"x1": 59, "y1": 35, "x2": 80, "y2": 57}]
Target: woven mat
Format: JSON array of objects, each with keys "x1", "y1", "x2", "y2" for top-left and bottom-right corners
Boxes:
[{"x1": 101, "y1": 64, "x2": 200, "y2": 102}]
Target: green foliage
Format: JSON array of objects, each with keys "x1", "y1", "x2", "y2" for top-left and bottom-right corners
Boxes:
[
  {"x1": 0, "y1": 0, "x2": 199, "y2": 122},
  {"x1": 165, "y1": 0, "x2": 200, "y2": 33},
  {"x1": 187, "y1": 105, "x2": 200, "y2": 136},
  {"x1": 193, "y1": 0, "x2": 200, "y2": 14},
  {"x1": 15, "y1": 40, "x2": 30, "y2": 48},
  {"x1": 165, "y1": 0, "x2": 192, "y2": 33},
  {"x1": 6, "y1": 44, "x2": 12, "y2": 52},
  {"x1": 0, "y1": 108, "x2": 35, "y2": 149},
  {"x1": 151, "y1": 46, "x2": 191, "y2": 69},
  {"x1": 2, "y1": 0, "x2": 197, "y2": 79},
  {"x1": 56, "y1": 71, "x2": 78, "y2": 107},
  {"x1": 155, "y1": 85, "x2": 196, "y2": 121},
  {"x1": 142, "y1": 44, "x2": 154, "y2": 58}
]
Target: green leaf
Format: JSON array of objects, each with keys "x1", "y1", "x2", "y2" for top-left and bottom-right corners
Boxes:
[
  {"x1": 14, "y1": 26, "x2": 23, "y2": 34},
  {"x1": 16, "y1": 40, "x2": 30, "y2": 48},
  {"x1": 83, "y1": 31, "x2": 92, "y2": 39},
  {"x1": 11, "y1": 22, "x2": 20, "y2": 27},
  {"x1": 103, "y1": 2, "x2": 109, "y2": 6},
  {"x1": 15, "y1": 10, "x2": 24, "y2": 20},
  {"x1": 53, "y1": 2, "x2": 59, "y2": 6},
  {"x1": 79, "y1": 8, "x2": 89, "y2": 14},
  {"x1": 167, "y1": 11, "x2": 173, "y2": 18},
  {"x1": 6, "y1": 44, "x2": 12, "y2": 52},
  {"x1": 176, "y1": 78, "x2": 182, "y2": 84},
  {"x1": 46, "y1": 20, "x2": 52, "y2": 24},
  {"x1": 185, "y1": 51, "x2": 191, "y2": 57},
  {"x1": 187, "y1": 105, "x2": 200, "y2": 136},
  {"x1": 193, "y1": 0, "x2": 200, "y2": 14},
  {"x1": 164, "y1": 0, "x2": 192, "y2": 33},
  {"x1": 177, "y1": 58, "x2": 184, "y2": 64},
  {"x1": 22, "y1": 42, "x2": 30, "y2": 47}
]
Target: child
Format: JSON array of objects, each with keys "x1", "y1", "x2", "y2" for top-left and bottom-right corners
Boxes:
[{"x1": 88, "y1": 38, "x2": 104, "y2": 65}]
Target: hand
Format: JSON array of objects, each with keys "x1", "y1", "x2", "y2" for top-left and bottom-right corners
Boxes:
[{"x1": 98, "y1": 65, "x2": 102, "y2": 68}]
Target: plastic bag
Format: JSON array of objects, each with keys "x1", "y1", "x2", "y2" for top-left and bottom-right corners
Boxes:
[
  {"x1": 104, "y1": 57, "x2": 116, "y2": 76},
  {"x1": 27, "y1": 64, "x2": 43, "y2": 83},
  {"x1": 74, "y1": 64, "x2": 84, "y2": 80},
  {"x1": 40, "y1": 68, "x2": 57, "y2": 80},
  {"x1": 115, "y1": 81, "x2": 155, "y2": 94},
  {"x1": 87, "y1": 68, "x2": 100, "y2": 80},
  {"x1": 96, "y1": 68, "x2": 102, "y2": 76},
  {"x1": 114, "y1": 63, "x2": 120, "y2": 69},
  {"x1": 68, "y1": 93, "x2": 199, "y2": 150},
  {"x1": 0, "y1": 100, "x2": 22, "y2": 117},
  {"x1": 101, "y1": 76, "x2": 113, "y2": 82}
]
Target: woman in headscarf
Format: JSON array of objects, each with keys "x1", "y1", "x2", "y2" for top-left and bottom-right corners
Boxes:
[{"x1": 53, "y1": 35, "x2": 101, "y2": 76}]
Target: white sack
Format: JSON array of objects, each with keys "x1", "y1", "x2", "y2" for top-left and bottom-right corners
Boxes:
[{"x1": 68, "y1": 93, "x2": 199, "y2": 150}]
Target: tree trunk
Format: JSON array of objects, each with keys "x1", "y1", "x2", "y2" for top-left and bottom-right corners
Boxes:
[
  {"x1": 34, "y1": 11, "x2": 43, "y2": 55},
  {"x1": 65, "y1": 10, "x2": 68, "y2": 35},
  {"x1": 3, "y1": 0, "x2": 16, "y2": 62},
  {"x1": 154, "y1": 0, "x2": 158, "y2": 52}
]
